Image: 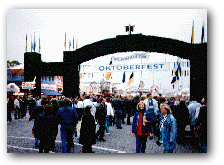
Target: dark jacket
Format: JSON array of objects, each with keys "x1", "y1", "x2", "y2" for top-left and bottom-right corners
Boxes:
[
  {"x1": 79, "y1": 113, "x2": 96, "y2": 145},
  {"x1": 52, "y1": 103, "x2": 60, "y2": 116},
  {"x1": 30, "y1": 106, "x2": 44, "y2": 120},
  {"x1": 172, "y1": 104, "x2": 190, "y2": 126},
  {"x1": 32, "y1": 113, "x2": 58, "y2": 140},
  {"x1": 125, "y1": 99, "x2": 134, "y2": 115},
  {"x1": 112, "y1": 98, "x2": 123, "y2": 110},
  {"x1": 195, "y1": 105, "x2": 207, "y2": 144},
  {"x1": 7, "y1": 99, "x2": 14, "y2": 112},
  {"x1": 95, "y1": 103, "x2": 107, "y2": 124},
  {"x1": 28, "y1": 99, "x2": 36, "y2": 114}
]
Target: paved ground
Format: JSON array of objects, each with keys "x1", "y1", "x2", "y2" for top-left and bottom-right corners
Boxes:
[{"x1": 7, "y1": 113, "x2": 196, "y2": 153}]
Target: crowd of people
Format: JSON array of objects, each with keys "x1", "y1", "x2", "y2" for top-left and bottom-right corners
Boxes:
[{"x1": 7, "y1": 92, "x2": 207, "y2": 153}]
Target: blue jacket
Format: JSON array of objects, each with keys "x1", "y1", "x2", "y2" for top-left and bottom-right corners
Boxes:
[
  {"x1": 159, "y1": 114, "x2": 177, "y2": 152},
  {"x1": 57, "y1": 105, "x2": 78, "y2": 130},
  {"x1": 132, "y1": 110, "x2": 154, "y2": 134},
  {"x1": 143, "y1": 99, "x2": 159, "y2": 115}
]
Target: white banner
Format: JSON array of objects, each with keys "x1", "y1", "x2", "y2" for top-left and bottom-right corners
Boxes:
[
  {"x1": 112, "y1": 53, "x2": 149, "y2": 62},
  {"x1": 80, "y1": 62, "x2": 170, "y2": 73}
]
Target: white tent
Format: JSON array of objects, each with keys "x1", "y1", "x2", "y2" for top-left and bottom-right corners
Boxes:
[
  {"x1": 181, "y1": 88, "x2": 190, "y2": 94},
  {"x1": 7, "y1": 83, "x2": 20, "y2": 93}
]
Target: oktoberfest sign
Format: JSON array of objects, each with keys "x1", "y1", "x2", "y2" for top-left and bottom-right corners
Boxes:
[
  {"x1": 80, "y1": 62, "x2": 170, "y2": 73},
  {"x1": 98, "y1": 63, "x2": 170, "y2": 72}
]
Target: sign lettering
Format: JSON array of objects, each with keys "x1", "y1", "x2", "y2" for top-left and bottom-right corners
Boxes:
[{"x1": 80, "y1": 62, "x2": 170, "y2": 73}]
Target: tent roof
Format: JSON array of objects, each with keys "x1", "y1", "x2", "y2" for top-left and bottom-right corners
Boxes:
[
  {"x1": 8, "y1": 64, "x2": 24, "y2": 75},
  {"x1": 41, "y1": 89, "x2": 62, "y2": 96}
]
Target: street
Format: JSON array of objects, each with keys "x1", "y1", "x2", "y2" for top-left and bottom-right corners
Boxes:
[{"x1": 7, "y1": 113, "x2": 196, "y2": 153}]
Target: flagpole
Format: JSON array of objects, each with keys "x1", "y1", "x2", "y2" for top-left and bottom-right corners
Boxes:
[
  {"x1": 31, "y1": 35, "x2": 32, "y2": 52},
  {"x1": 76, "y1": 32, "x2": 78, "y2": 50},
  {"x1": 69, "y1": 40, "x2": 71, "y2": 51},
  {"x1": 25, "y1": 33, "x2": 27, "y2": 52},
  {"x1": 34, "y1": 32, "x2": 36, "y2": 52},
  {"x1": 73, "y1": 34, "x2": 74, "y2": 50},
  {"x1": 191, "y1": 20, "x2": 194, "y2": 44},
  {"x1": 178, "y1": 59, "x2": 179, "y2": 93},
  {"x1": 39, "y1": 35, "x2": 41, "y2": 53},
  {"x1": 201, "y1": 22, "x2": 205, "y2": 44},
  {"x1": 64, "y1": 32, "x2": 66, "y2": 51}
]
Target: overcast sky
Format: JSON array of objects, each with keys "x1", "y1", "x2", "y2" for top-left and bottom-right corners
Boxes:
[{"x1": 7, "y1": 9, "x2": 207, "y2": 64}]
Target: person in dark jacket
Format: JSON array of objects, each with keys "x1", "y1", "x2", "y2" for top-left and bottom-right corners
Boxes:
[
  {"x1": 95, "y1": 97, "x2": 107, "y2": 141},
  {"x1": 172, "y1": 100, "x2": 190, "y2": 144},
  {"x1": 125, "y1": 96, "x2": 134, "y2": 125},
  {"x1": 79, "y1": 105, "x2": 96, "y2": 153},
  {"x1": 23, "y1": 96, "x2": 29, "y2": 118},
  {"x1": 195, "y1": 97, "x2": 207, "y2": 153},
  {"x1": 168, "y1": 96, "x2": 175, "y2": 108},
  {"x1": 7, "y1": 96, "x2": 14, "y2": 122},
  {"x1": 28, "y1": 96, "x2": 36, "y2": 116},
  {"x1": 112, "y1": 95, "x2": 123, "y2": 129},
  {"x1": 121, "y1": 96, "x2": 126, "y2": 124},
  {"x1": 29, "y1": 101, "x2": 43, "y2": 121},
  {"x1": 132, "y1": 95, "x2": 140, "y2": 116},
  {"x1": 132, "y1": 101, "x2": 153, "y2": 153},
  {"x1": 51, "y1": 98, "x2": 60, "y2": 116},
  {"x1": 29, "y1": 96, "x2": 43, "y2": 149},
  {"x1": 19, "y1": 96, "x2": 26, "y2": 118},
  {"x1": 32, "y1": 104, "x2": 58, "y2": 153},
  {"x1": 50, "y1": 98, "x2": 60, "y2": 150}
]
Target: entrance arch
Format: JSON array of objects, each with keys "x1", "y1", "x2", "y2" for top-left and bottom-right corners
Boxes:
[{"x1": 25, "y1": 34, "x2": 207, "y2": 100}]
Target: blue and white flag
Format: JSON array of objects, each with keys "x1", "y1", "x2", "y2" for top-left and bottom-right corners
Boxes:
[{"x1": 122, "y1": 71, "x2": 126, "y2": 83}]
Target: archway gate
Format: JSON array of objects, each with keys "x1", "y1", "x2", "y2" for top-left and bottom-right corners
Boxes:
[{"x1": 24, "y1": 34, "x2": 207, "y2": 100}]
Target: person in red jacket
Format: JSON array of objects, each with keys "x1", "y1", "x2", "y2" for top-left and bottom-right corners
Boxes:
[{"x1": 132, "y1": 101, "x2": 153, "y2": 153}]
